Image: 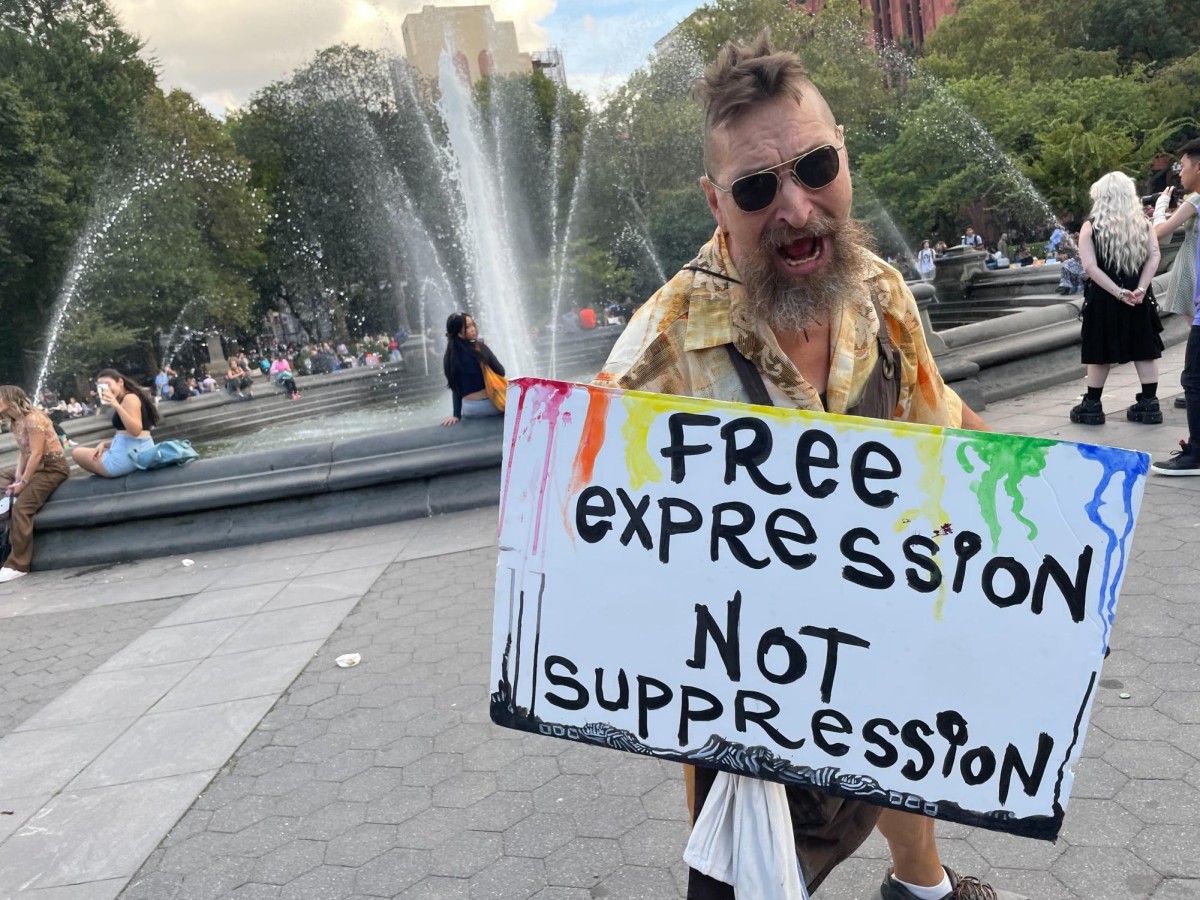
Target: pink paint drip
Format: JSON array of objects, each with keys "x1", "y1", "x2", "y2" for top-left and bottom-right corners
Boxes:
[
  {"x1": 523, "y1": 379, "x2": 572, "y2": 557},
  {"x1": 497, "y1": 381, "x2": 530, "y2": 536}
]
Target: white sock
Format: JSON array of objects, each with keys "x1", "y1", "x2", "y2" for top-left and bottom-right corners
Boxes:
[{"x1": 892, "y1": 870, "x2": 952, "y2": 900}]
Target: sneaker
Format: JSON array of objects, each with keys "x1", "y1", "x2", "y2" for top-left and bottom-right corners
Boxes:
[
  {"x1": 1127, "y1": 394, "x2": 1163, "y2": 425},
  {"x1": 1069, "y1": 395, "x2": 1105, "y2": 425},
  {"x1": 1151, "y1": 439, "x2": 1200, "y2": 476},
  {"x1": 1175, "y1": 395, "x2": 1187, "y2": 409},
  {"x1": 874, "y1": 866, "x2": 1027, "y2": 900},
  {"x1": 0, "y1": 567, "x2": 27, "y2": 584}
]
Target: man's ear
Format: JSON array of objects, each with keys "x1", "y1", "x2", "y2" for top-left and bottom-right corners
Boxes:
[{"x1": 701, "y1": 176, "x2": 726, "y2": 233}]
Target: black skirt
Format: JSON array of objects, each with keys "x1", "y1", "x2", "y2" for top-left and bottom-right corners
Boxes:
[{"x1": 1080, "y1": 282, "x2": 1164, "y2": 364}]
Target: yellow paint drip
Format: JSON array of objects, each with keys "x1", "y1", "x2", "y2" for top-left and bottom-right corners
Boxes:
[
  {"x1": 893, "y1": 428, "x2": 951, "y2": 619},
  {"x1": 622, "y1": 395, "x2": 667, "y2": 490}
]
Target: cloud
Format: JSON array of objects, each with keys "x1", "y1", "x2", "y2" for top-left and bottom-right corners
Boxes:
[{"x1": 110, "y1": 0, "x2": 558, "y2": 116}]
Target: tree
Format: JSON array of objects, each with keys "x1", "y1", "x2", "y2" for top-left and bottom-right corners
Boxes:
[
  {"x1": 0, "y1": 0, "x2": 158, "y2": 384},
  {"x1": 43, "y1": 87, "x2": 267, "y2": 387},
  {"x1": 1086, "y1": 0, "x2": 1198, "y2": 68}
]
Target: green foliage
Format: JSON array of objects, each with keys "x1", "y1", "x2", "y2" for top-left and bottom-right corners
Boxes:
[
  {"x1": 1086, "y1": 0, "x2": 1198, "y2": 68},
  {"x1": 0, "y1": 0, "x2": 160, "y2": 384},
  {"x1": 564, "y1": 239, "x2": 635, "y2": 311}
]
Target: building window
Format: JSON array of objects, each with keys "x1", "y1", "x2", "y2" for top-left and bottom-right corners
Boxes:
[
  {"x1": 478, "y1": 49, "x2": 494, "y2": 78},
  {"x1": 453, "y1": 51, "x2": 471, "y2": 83}
]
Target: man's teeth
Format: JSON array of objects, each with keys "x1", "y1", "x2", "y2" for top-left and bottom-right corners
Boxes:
[{"x1": 781, "y1": 241, "x2": 821, "y2": 266}]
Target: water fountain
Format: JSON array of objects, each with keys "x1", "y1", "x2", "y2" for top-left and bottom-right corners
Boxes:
[{"x1": 33, "y1": 163, "x2": 175, "y2": 399}]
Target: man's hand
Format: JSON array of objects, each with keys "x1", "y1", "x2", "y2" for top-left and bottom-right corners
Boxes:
[
  {"x1": 441, "y1": 416, "x2": 459, "y2": 426},
  {"x1": 960, "y1": 402, "x2": 989, "y2": 432}
]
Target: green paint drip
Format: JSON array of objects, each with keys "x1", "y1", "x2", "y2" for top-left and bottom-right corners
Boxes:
[{"x1": 956, "y1": 434, "x2": 1056, "y2": 552}]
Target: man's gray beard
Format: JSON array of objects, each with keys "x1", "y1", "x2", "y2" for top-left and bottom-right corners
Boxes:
[{"x1": 737, "y1": 217, "x2": 875, "y2": 333}]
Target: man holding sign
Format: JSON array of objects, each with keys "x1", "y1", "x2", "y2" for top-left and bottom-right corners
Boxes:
[{"x1": 595, "y1": 31, "x2": 1007, "y2": 900}]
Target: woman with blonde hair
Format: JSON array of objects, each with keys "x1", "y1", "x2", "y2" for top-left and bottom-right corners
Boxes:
[
  {"x1": 0, "y1": 386, "x2": 70, "y2": 582},
  {"x1": 1070, "y1": 171, "x2": 1163, "y2": 426}
]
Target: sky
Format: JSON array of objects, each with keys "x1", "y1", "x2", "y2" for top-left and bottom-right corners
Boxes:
[{"x1": 107, "y1": 0, "x2": 702, "y2": 116}]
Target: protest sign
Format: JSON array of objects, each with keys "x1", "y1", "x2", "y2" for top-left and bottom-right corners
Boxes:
[{"x1": 490, "y1": 377, "x2": 1149, "y2": 840}]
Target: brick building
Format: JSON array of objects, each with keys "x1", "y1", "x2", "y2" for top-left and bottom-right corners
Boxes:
[{"x1": 802, "y1": 0, "x2": 958, "y2": 47}]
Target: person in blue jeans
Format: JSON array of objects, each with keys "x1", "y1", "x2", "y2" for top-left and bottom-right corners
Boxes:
[
  {"x1": 1151, "y1": 139, "x2": 1200, "y2": 475},
  {"x1": 71, "y1": 369, "x2": 159, "y2": 477}
]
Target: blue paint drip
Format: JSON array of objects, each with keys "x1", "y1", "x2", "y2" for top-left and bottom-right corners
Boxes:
[{"x1": 1076, "y1": 444, "x2": 1149, "y2": 650}]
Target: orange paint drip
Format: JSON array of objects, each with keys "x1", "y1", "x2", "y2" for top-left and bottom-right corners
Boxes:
[{"x1": 568, "y1": 386, "x2": 611, "y2": 496}]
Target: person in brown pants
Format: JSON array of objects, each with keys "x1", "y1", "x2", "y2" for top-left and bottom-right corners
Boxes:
[{"x1": 0, "y1": 386, "x2": 70, "y2": 583}]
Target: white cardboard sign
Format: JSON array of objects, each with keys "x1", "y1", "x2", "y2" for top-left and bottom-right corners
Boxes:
[{"x1": 490, "y1": 377, "x2": 1148, "y2": 839}]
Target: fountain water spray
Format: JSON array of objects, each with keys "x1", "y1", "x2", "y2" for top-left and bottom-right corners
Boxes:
[{"x1": 435, "y1": 50, "x2": 532, "y2": 374}]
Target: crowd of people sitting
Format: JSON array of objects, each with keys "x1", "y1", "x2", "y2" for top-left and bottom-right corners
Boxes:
[{"x1": 900, "y1": 221, "x2": 1088, "y2": 292}]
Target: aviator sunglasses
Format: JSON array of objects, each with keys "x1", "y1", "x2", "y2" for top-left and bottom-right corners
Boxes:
[{"x1": 708, "y1": 138, "x2": 844, "y2": 213}]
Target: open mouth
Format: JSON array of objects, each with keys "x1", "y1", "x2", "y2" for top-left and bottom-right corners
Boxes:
[{"x1": 777, "y1": 235, "x2": 825, "y2": 269}]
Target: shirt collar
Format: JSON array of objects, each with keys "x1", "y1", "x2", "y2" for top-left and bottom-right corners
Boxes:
[{"x1": 683, "y1": 229, "x2": 742, "y2": 352}]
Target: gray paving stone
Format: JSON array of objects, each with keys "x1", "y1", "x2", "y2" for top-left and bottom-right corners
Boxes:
[
  {"x1": 71, "y1": 697, "x2": 275, "y2": 789},
  {"x1": 468, "y1": 855, "x2": 547, "y2": 900},
  {"x1": 97, "y1": 617, "x2": 250, "y2": 673},
  {"x1": 394, "y1": 876, "x2": 471, "y2": 899},
  {"x1": 355, "y1": 848, "x2": 431, "y2": 896},
  {"x1": 14, "y1": 660, "x2": 196, "y2": 732},
  {"x1": 1151, "y1": 879, "x2": 1200, "y2": 899},
  {"x1": 0, "y1": 772, "x2": 212, "y2": 890},
  {"x1": 502, "y1": 810, "x2": 577, "y2": 858},
  {"x1": 0, "y1": 717, "x2": 137, "y2": 798},
  {"x1": 278, "y1": 865, "x2": 357, "y2": 900},
  {"x1": 1116, "y1": 780, "x2": 1200, "y2": 825},
  {"x1": 324, "y1": 823, "x2": 398, "y2": 868},
  {"x1": 252, "y1": 838, "x2": 325, "y2": 885},
  {"x1": 1134, "y1": 824, "x2": 1200, "y2": 877},
  {"x1": 427, "y1": 830, "x2": 502, "y2": 878},
  {"x1": 1053, "y1": 845, "x2": 1163, "y2": 898},
  {"x1": 152, "y1": 642, "x2": 323, "y2": 712},
  {"x1": 154, "y1": 582, "x2": 287, "y2": 629}
]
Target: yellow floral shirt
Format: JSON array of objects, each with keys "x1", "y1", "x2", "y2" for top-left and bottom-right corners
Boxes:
[{"x1": 596, "y1": 228, "x2": 963, "y2": 427}]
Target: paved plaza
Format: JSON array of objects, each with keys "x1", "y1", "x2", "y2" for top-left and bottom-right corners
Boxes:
[{"x1": 1, "y1": 345, "x2": 1198, "y2": 900}]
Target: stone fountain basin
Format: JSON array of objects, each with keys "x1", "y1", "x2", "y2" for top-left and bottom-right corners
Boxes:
[{"x1": 31, "y1": 417, "x2": 505, "y2": 572}]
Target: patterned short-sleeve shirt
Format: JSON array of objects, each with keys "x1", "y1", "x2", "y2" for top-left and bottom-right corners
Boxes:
[
  {"x1": 595, "y1": 228, "x2": 963, "y2": 427},
  {"x1": 12, "y1": 411, "x2": 65, "y2": 459}
]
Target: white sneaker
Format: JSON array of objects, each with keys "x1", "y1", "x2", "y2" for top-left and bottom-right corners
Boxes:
[{"x1": 0, "y1": 567, "x2": 27, "y2": 583}]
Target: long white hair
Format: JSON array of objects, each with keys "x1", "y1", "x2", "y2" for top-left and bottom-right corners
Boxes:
[{"x1": 1088, "y1": 171, "x2": 1150, "y2": 276}]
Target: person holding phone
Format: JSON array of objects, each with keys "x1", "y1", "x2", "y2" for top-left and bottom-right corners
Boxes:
[{"x1": 71, "y1": 370, "x2": 160, "y2": 477}]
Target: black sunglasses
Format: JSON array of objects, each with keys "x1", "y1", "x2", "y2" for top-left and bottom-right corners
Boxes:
[{"x1": 708, "y1": 141, "x2": 844, "y2": 213}]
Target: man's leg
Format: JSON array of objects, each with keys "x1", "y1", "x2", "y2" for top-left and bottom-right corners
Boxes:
[
  {"x1": 876, "y1": 810, "x2": 943, "y2": 887},
  {"x1": 1184, "y1": 326, "x2": 1200, "y2": 441},
  {"x1": 1153, "y1": 325, "x2": 1200, "y2": 474}
]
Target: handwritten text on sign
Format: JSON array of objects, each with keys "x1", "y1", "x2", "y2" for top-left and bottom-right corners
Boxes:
[{"x1": 490, "y1": 378, "x2": 1148, "y2": 839}]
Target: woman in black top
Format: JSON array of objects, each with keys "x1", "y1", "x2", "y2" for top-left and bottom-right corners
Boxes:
[
  {"x1": 441, "y1": 313, "x2": 505, "y2": 425},
  {"x1": 71, "y1": 369, "x2": 160, "y2": 476}
]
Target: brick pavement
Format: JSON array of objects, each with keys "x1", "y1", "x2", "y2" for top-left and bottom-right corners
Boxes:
[{"x1": 1, "y1": 342, "x2": 1198, "y2": 899}]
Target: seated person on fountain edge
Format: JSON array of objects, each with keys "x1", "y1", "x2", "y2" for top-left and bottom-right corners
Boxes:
[{"x1": 71, "y1": 369, "x2": 159, "y2": 478}]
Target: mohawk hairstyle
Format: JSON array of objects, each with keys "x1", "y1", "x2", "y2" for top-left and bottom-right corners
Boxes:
[{"x1": 697, "y1": 29, "x2": 816, "y2": 177}]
